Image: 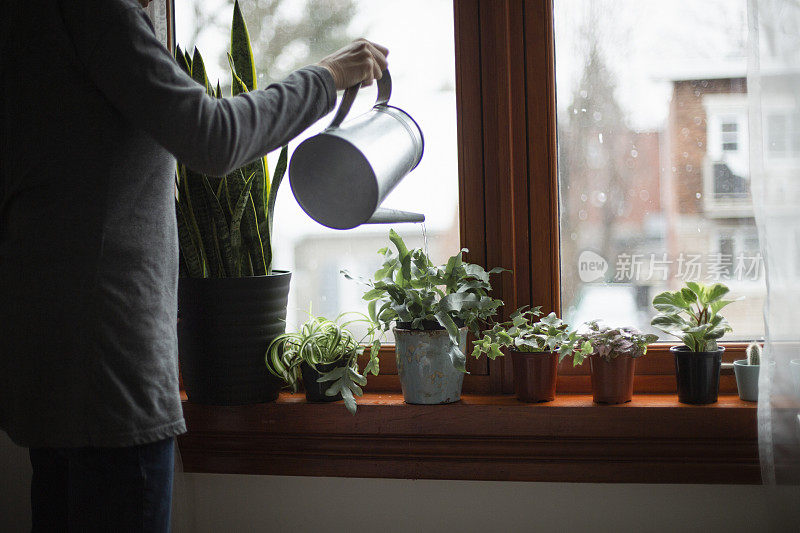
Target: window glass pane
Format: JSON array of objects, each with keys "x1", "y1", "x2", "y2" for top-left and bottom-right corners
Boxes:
[
  {"x1": 791, "y1": 114, "x2": 800, "y2": 154},
  {"x1": 555, "y1": 0, "x2": 764, "y2": 341},
  {"x1": 177, "y1": 0, "x2": 459, "y2": 339},
  {"x1": 768, "y1": 114, "x2": 787, "y2": 155}
]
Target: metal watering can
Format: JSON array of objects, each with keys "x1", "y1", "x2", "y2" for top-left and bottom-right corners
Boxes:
[{"x1": 289, "y1": 70, "x2": 425, "y2": 230}]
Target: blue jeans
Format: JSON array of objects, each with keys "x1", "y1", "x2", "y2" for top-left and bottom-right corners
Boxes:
[{"x1": 29, "y1": 437, "x2": 174, "y2": 532}]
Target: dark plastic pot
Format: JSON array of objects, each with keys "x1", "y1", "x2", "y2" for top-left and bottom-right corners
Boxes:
[
  {"x1": 510, "y1": 351, "x2": 558, "y2": 402},
  {"x1": 590, "y1": 355, "x2": 636, "y2": 404},
  {"x1": 178, "y1": 272, "x2": 291, "y2": 405},
  {"x1": 301, "y1": 359, "x2": 348, "y2": 402},
  {"x1": 672, "y1": 345, "x2": 724, "y2": 405}
]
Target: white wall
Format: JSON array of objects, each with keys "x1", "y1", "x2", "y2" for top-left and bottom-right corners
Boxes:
[{"x1": 3, "y1": 431, "x2": 799, "y2": 533}]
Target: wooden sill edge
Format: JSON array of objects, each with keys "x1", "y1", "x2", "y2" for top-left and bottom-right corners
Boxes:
[
  {"x1": 178, "y1": 392, "x2": 761, "y2": 484},
  {"x1": 179, "y1": 391, "x2": 757, "y2": 408}
]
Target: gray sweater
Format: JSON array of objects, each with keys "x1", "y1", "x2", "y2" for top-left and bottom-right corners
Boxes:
[{"x1": 0, "y1": 0, "x2": 336, "y2": 447}]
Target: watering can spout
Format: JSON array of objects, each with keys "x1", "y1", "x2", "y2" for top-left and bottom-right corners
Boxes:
[{"x1": 365, "y1": 207, "x2": 425, "y2": 225}]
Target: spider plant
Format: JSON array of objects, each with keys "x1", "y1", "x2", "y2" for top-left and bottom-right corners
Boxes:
[{"x1": 265, "y1": 312, "x2": 383, "y2": 414}]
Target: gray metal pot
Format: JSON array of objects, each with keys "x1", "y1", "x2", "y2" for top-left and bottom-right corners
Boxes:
[{"x1": 394, "y1": 327, "x2": 466, "y2": 404}]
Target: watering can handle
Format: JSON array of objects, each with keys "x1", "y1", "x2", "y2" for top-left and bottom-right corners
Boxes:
[{"x1": 328, "y1": 70, "x2": 392, "y2": 129}]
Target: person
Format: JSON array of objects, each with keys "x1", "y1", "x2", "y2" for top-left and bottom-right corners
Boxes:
[{"x1": 0, "y1": 0, "x2": 388, "y2": 530}]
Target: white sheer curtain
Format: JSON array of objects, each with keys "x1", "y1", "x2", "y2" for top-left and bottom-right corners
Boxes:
[{"x1": 749, "y1": 0, "x2": 800, "y2": 485}]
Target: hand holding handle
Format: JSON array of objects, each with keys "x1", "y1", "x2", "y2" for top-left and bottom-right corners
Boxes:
[{"x1": 328, "y1": 70, "x2": 392, "y2": 129}]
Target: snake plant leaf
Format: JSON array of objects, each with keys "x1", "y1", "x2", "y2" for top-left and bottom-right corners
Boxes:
[
  {"x1": 215, "y1": 80, "x2": 223, "y2": 99},
  {"x1": 183, "y1": 167, "x2": 224, "y2": 277},
  {"x1": 176, "y1": 165, "x2": 209, "y2": 274},
  {"x1": 174, "y1": 44, "x2": 191, "y2": 77},
  {"x1": 226, "y1": 169, "x2": 266, "y2": 275},
  {"x1": 244, "y1": 158, "x2": 269, "y2": 264},
  {"x1": 190, "y1": 47, "x2": 213, "y2": 96},
  {"x1": 231, "y1": 0, "x2": 257, "y2": 91},
  {"x1": 201, "y1": 176, "x2": 235, "y2": 277},
  {"x1": 242, "y1": 184, "x2": 267, "y2": 275},
  {"x1": 184, "y1": 49, "x2": 193, "y2": 71},
  {"x1": 213, "y1": 177, "x2": 234, "y2": 231},
  {"x1": 180, "y1": 166, "x2": 221, "y2": 277},
  {"x1": 226, "y1": 52, "x2": 249, "y2": 96},
  {"x1": 267, "y1": 145, "x2": 288, "y2": 235},
  {"x1": 229, "y1": 174, "x2": 255, "y2": 277},
  {"x1": 176, "y1": 200, "x2": 205, "y2": 278}
]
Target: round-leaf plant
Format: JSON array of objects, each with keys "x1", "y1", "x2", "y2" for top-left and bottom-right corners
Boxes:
[
  {"x1": 344, "y1": 229, "x2": 506, "y2": 372},
  {"x1": 472, "y1": 306, "x2": 592, "y2": 364},
  {"x1": 575, "y1": 320, "x2": 658, "y2": 366},
  {"x1": 265, "y1": 312, "x2": 383, "y2": 414},
  {"x1": 650, "y1": 281, "x2": 738, "y2": 352}
]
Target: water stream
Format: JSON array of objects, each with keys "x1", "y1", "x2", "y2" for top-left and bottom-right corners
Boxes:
[{"x1": 421, "y1": 221, "x2": 429, "y2": 260}]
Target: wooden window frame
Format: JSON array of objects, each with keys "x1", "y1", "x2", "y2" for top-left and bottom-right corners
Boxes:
[{"x1": 177, "y1": 0, "x2": 760, "y2": 484}]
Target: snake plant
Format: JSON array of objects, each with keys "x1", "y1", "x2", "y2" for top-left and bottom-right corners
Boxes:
[{"x1": 175, "y1": 0, "x2": 287, "y2": 278}]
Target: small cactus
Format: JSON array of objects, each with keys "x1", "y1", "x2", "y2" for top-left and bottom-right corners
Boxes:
[{"x1": 746, "y1": 342, "x2": 762, "y2": 365}]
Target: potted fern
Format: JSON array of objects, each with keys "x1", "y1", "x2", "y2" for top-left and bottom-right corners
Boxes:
[
  {"x1": 175, "y1": 2, "x2": 290, "y2": 405},
  {"x1": 575, "y1": 321, "x2": 657, "y2": 404},
  {"x1": 472, "y1": 308, "x2": 592, "y2": 402},
  {"x1": 733, "y1": 342, "x2": 762, "y2": 402},
  {"x1": 265, "y1": 313, "x2": 383, "y2": 414},
  {"x1": 651, "y1": 281, "x2": 738, "y2": 404},
  {"x1": 346, "y1": 230, "x2": 505, "y2": 404}
]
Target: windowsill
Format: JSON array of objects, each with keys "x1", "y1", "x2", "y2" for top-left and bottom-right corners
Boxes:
[{"x1": 178, "y1": 392, "x2": 760, "y2": 484}]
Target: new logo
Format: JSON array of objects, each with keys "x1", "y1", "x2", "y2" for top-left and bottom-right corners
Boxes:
[{"x1": 578, "y1": 250, "x2": 608, "y2": 283}]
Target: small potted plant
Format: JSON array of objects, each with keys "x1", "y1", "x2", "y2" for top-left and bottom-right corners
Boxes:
[
  {"x1": 575, "y1": 321, "x2": 657, "y2": 404},
  {"x1": 346, "y1": 230, "x2": 505, "y2": 404},
  {"x1": 472, "y1": 308, "x2": 592, "y2": 402},
  {"x1": 733, "y1": 342, "x2": 762, "y2": 402},
  {"x1": 651, "y1": 281, "x2": 737, "y2": 404},
  {"x1": 265, "y1": 313, "x2": 383, "y2": 414}
]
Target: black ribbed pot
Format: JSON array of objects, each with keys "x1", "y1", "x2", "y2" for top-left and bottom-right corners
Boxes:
[
  {"x1": 672, "y1": 345, "x2": 724, "y2": 405},
  {"x1": 301, "y1": 359, "x2": 349, "y2": 402},
  {"x1": 178, "y1": 272, "x2": 291, "y2": 405}
]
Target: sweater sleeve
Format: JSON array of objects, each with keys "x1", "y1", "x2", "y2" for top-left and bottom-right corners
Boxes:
[{"x1": 76, "y1": 4, "x2": 336, "y2": 176}]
